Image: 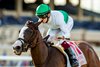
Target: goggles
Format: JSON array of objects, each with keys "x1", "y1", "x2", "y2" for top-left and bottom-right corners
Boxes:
[{"x1": 37, "y1": 14, "x2": 48, "y2": 18}]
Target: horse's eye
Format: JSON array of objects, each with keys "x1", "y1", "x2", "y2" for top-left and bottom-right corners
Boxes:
[{"x1": 19, "y1": 30, "x2": 21, "y2": 33}]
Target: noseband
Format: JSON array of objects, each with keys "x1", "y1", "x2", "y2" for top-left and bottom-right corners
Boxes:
[
  {"x1": 17, "y1": 38, "x2": 28, "y2": 51},
  {"x1": 17, "y1": 28, "x2": 40, "y2": 51}
]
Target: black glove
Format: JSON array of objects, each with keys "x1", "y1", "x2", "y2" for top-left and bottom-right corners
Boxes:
[
  {"x1": 43, "y1": 35, "x2": 50, "y2": 42},
  {"x1": 43, "y1": 35, "x2": 54, "y2": 46}
]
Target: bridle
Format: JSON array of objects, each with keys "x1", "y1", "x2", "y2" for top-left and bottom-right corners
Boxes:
[
  {"x1": 17, "y1": 27, "x2": 40, "y2": 52},
  {"x1": 18, "y1": 27, "x2": 48, "y2": 66}
]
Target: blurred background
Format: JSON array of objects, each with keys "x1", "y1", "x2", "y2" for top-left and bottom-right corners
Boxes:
[{"x1": 0, "y1": 0, "x2": 100, "y2": 66}]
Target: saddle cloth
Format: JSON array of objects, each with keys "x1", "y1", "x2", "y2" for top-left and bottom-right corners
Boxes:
[
  {"x1": 67, "y1": 41, "x2": 87, "y2": 67},
  {"x1": 52, "y1": 41, "x2": 87, "y2": 67}
]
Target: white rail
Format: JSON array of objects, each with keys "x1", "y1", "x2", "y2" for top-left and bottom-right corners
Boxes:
[{"x1": 0, "y1": 56, "x2": 32, "y2": 61}]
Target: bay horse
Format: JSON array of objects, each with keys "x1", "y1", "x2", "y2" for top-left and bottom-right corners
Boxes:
[{"x1": 12, "y1": 21, "x2": 100, "y2": 67}]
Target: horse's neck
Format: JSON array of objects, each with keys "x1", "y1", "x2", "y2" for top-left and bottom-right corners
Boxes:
[{"x1": 30, "y1": 31, "x2": 48, "y2": 66}]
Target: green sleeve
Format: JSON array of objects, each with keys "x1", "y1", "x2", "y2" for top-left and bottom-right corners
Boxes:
[{"x1": 58, "y1": 10, "x2": 69, "y2": 24}]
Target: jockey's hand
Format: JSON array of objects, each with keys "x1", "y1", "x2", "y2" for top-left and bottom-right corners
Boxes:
[
  {"x1": 57, "y1": 36, "x2": 65, "y2": 40},
  {"x1": 43, "y1": 35, "x2": 50, "y2": 42},
  {"x1": 57, "y1": 36, "x2": 70, "y2": 40}
]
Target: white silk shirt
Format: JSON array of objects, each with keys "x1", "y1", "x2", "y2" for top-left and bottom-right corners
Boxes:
[{"x1": 39, "y1": 10, "x2": 74, "y2": 41}]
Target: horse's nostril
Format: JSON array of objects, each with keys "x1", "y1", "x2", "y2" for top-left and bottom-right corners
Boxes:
[{"x1": 16, "y1": 46, "x2": 21, "y2": 50}]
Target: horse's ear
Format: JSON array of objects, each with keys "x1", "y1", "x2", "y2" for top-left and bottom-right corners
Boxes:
[
  {"x1": 26, "y1": 20, "x2": 33, "y2": 25},
  {"x1": 25, "y1": 20, "x2": 41, "y2": 30},
  {"x1": 26, "y1": 20, "x2": 34, "y2": 29}
]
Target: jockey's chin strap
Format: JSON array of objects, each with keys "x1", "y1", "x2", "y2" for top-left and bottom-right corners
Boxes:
[{"x1": 45, "y1": 15, "x2": 50, "y2": 23}]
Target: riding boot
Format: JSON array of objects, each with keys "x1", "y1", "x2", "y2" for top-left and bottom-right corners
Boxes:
[
  {"x1": 61, "y1": 41, "x2": 79, "y2": 67},
  {"x1": 65, "y1": 47, "x2": 79, "y2": 67}
]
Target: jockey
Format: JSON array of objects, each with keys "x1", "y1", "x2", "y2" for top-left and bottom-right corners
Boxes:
[{"x1": 35, "y1": 4, "x2": 79, "y2": 67}]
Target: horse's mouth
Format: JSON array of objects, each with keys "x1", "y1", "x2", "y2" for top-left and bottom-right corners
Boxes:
[{"x1": 14, "y1": 50, "x2": 22, "y2": 55}]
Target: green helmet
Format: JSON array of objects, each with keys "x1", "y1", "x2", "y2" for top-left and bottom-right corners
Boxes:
[{"x1": 36, "y1": 4, "x2": 51, "y2": 17}]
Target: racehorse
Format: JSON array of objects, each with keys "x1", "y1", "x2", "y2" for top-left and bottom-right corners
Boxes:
[{"x1": 12, "y1": 20, "x2": 100, "y2": 67}]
